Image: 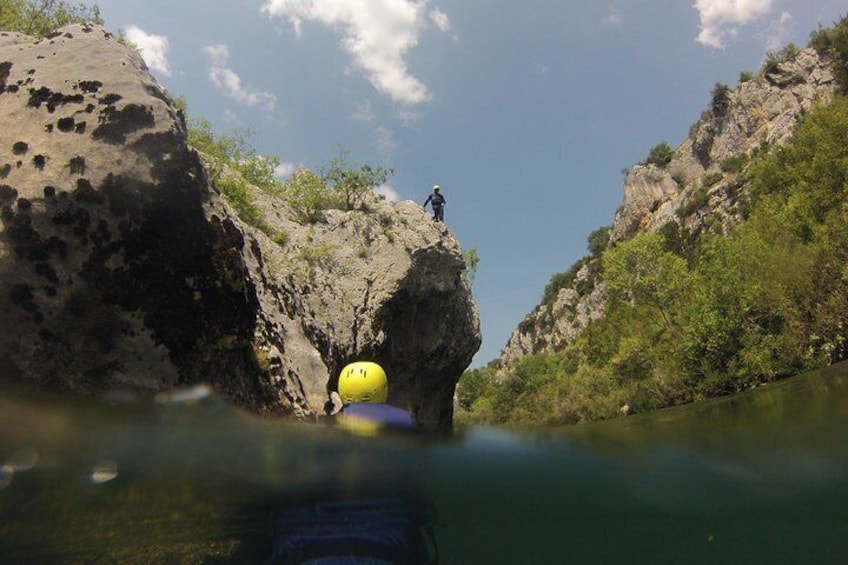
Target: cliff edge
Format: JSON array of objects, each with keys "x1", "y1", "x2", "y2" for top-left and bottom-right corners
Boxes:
[{"x1": 0, "y1": 24, "x2": 480, "y2": 426}]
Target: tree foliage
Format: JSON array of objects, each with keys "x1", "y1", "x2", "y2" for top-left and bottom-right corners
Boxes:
[
  {"x1": 644, "y1": 141, "x2": 673, "y2": 168},
  {"x1": 0, "y1": 0, "x2": 102, "y2": 36},
  {"x1": 283, "y1": 168, "x2": 329, "y2": 224},
  {"x1": 711, "y1": 82, "x2": 732, "y2": 117},
  {"x1": 322, "y1": 149, "x2": 393, "y2": 212},
  {"x1": 458, "y1": 94, "x2": 848, "y2": 427}
]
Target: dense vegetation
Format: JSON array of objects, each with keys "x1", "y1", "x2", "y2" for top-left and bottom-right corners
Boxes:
[
  {"x1": 0, "y1": 0, "x2": 101, "y2": 36},
  {"x1": 458, "y1": 17, "x2": 848, "y2": 427},
  {"x1": 184, "y1": 112, "x2": 393, "y2": 233}
]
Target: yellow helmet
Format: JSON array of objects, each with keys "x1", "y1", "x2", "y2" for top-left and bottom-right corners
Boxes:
[{"x1": 337, "y1": 361, "x2": 388, "y2": 404}]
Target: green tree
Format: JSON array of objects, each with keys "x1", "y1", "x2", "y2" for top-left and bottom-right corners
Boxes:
[
  {"x1": 185, "y1": 118, "x2": 275, "y2": 227},
  {"x1": 587, "y1": 226, "x2": 610, "y2": 257},
  {"x1": 711, "y1": 82, "x2": 732, "y2": 117},
  {"x1": 644, "y1": 141, "x2": 673, "y2": 168},
  {"x1": 322, "y1": 149, "x2": 393, "y2": 211},
  {"x1": 462, "y1": 247, "x2": 480, "y2": 287},
  {"x1": 603, "y1": 232, "x2": 693, "y2": 333},
  {"x1": 0, "y1": 0, "x2": 102, "y2": 36},
  {"x1": 283, "y1": 168, "x2": 331, "y2": 224}
]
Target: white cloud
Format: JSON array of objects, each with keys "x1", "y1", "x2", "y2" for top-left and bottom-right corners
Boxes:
[
  {"x1": 375, "y1": 126, "x2": 398, "y2": 154},
  {"x1": 374, "y1": 183, "x2": 400, "y2": 202},
  {"x1": 766, "y1": 11, "x2": 793, "y2": 51},
  {"x1": 204, "y1": 44, "x2": 277, "y2": 110},
  {"x1": 396, "y1": 107, "x2": 422, "y2": 128},
  {"x1": 124, "y1": 25, "x2": 171, "y2": 76},
  {"x1": 694, "y1": 0, "x2": 773, "y2": 49},
  {"x1": 274, "y1": 161, "x2": 300, "y2": 179},
  {"x1": 604, "y1": 6, "x2": 622, "y2": 27},
  {"x1": 352, "y1": 99, "x2": 375, "y2": 122},
  {"x1": 429, "y1": 8, "x2": 450, "y2": 33},
  {"x1": 261, "y1": 0, "x2": 436, "y2": 105}
]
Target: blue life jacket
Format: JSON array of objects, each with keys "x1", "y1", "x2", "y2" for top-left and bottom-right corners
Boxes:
[
  {"x1": 271, "y1": 498, "x2": 435, "y2": 564},
  {"x1": 338, "y1": 403, "x2": 416, "y2": 429},
  {"x1": 270, "y1": 404, "x2": 434, "y2": 563}
]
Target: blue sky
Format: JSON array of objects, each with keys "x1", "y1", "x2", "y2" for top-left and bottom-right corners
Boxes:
[{"x1": 91, "y1": 0, "x2": 846, "y2": 366}]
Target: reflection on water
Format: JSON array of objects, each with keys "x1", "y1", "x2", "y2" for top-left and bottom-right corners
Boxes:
[{"x1": 1, "y1": 362, "x2": 847, "y2": 563}]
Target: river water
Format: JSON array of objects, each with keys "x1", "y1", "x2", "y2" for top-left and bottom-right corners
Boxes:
[{"x1": 1, "y1": 361, "x2": 847, "y2": 563}]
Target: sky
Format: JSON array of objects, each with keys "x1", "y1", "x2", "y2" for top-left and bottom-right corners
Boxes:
[{"x1": 91, "y1": 0, "x2": 846, "y2": 367}]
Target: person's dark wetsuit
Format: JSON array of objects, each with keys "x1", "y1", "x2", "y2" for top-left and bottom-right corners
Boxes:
[
  {"x1": 270, "y1": 402, "x2": 437, "y2": 564},
  {"x1": 423, "y1": 189, "x2": 445, "y2": 222}
]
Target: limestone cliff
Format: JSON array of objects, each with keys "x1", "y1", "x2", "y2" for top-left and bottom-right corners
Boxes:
[
  {"x1": 500, "y1": 46, "x2": 836, "y2": 367},
  {"x1": 0, "y1": 24, "x2": 480, "y2": 426}
]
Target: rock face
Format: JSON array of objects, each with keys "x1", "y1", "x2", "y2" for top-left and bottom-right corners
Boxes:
[
  {"x1": 611, "y1": 47, "x2": 835, "y2": 244},
  {"x1": 500, "y1": 264, "x2": 606, "y2": 367},
  {"x1": 0, "y1": 24, "x2": 480, "y2": 426},
  {"x1": 499, "y1": 47, "x2": 836, "y2": 367}
]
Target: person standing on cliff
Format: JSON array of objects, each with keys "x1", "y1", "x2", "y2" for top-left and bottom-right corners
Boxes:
[{"x1": 423, "y1": 184, "x2": 445, "y2": 222}]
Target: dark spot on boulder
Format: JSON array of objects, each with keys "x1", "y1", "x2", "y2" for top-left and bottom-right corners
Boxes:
[
  {"x1": 52, "y1": 203, "x2": 91, "y2": 238},
  {"x1": 10, "y1": 284, "x2": 42, "y2": 321},
  {"x1": 57, "y1": 117, "x2": 75, "y2": 132},
  {"x1": 5, "y1": 84, "x2": 18, "y2": 93},
  {"x1": 0, "y1": 61, "x2": 11, "y2": 92},
  {"x1": 144, "y1": 84, "x2": 168, "y2": 103},
  {"x1": 26, "y1": 69, "x2": 35, "y2": 75},
  {"x1": 74, "y1": 121, "x2": 86, "y2": 134},
  {"x1": 0, "y1": 164, "x2": 10, "y2": 178},
  {"x1": 76, "y1": 80, "x2": 102, "y2": 93},
  {"x1": 85, "y1": 103, "x2": 95, "y2": 113},
  {"x1": 35, "y1": 262, "x2": 59, "y2": 284},
  {"x1": 48, "y1": 236, "x2": 67, "y2": 260},
  {"x1": 68, "y1": 156, "x2": 86, "y2": 175},
  {"x1": 44, "y1": 186, "x2": 56, "y2": 198},
  {"x1": 100, "y1": 93, "x2": 122, "y2": 105},
  {"x1": 101, "y1": 174, "x2": 143, "y2": 220},
  {"x1": 16, "y1": 161, "x2": 22, "y2": 168},
  {"x1": 27, "y1": 86, "x2": 84, "y2": 113},
  {"x1": 12, "y1": 141, "x2": 28, "y2": 155},
  {"x1": 0, "y1": 185, "x2": 17, "y2": 202},
  {"x1": 91, "y1": 219, "x2": 112, "y2": 246},
  {"x1": 33, "y1": 155, "x2": 46, "y2": 170},
  {"x1": 93, "y1": 104, "x2": 155, "y2": 144},
  {"x1": 74, "y1": 178, "x2": 104, "y2": 204},
  {"x1": 63, "y1": 33, "x2": 73, "y2": 39},
  {"x1": 45, "y1": 123, "x2": 54, "y2": 133}
]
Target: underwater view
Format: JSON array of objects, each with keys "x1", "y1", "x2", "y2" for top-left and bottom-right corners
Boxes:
[{"x1": 1, "y1": 361, "x2": 847, "y2": 564}]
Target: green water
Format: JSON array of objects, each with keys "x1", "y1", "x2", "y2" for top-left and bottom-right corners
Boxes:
[{"x1": 1, "y1": 362, "x2": 847, "y2": 563}]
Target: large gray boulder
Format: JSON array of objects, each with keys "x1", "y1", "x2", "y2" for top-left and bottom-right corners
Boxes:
[{"x1": 0, "y1": 24, "x2": 480, "y2": 426}]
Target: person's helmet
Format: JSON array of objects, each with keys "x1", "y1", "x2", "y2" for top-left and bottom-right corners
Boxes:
[
  {"x1": 338, "y1": 361, "x2": 388, "y2": 404},
  {"x1": 433, "y1": 184, "x2": 440, "y2": 191}
]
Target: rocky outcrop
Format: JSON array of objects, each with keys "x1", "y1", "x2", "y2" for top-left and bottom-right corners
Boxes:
[
  {"x1": 611, "y1": 47, "x2": 836, "y2": 244},
  {"x1": 0, "y1": 24, "x2": 480, "y2": 426},
  {"x1": 499, "y1": 47, "x2": 836, "y2": 368},
  {"x1": 500, "y1": 263, "x2": 606, "y2": 366}
]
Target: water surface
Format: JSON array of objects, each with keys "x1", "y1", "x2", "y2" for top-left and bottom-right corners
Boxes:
[{"x1": 1, "y1": 362, "x2": 847, "y2": 563}]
